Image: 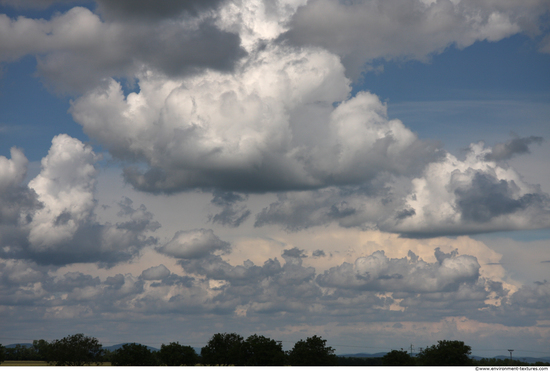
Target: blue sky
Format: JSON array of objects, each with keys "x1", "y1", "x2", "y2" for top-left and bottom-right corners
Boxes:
[{"x1": 1, "y1": 0, "x2": 550, "y2": 358}]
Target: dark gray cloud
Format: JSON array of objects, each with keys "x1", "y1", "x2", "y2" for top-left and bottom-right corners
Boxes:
[
  {"x1": 282, "y1": 247, "x2": 307, "y2": 258},
  {"x1": 477, "y1": 281, "x2": 550, "y2": 326},
  {"x1": 253, "y1": 182, "x2": 402, "y2": 231},
  {"x1": 312, "y1": 249, "x2": 326, "y2": 257},
  {"x1": 11, "y1": 199, "x2": 160, "y2": 267},
  {"x1": 0, "y1": 5, "x2": 245, "y2": 93},
  {"x1": 141, "y1": 264, "x2": 171, "y2": 281},
  {"x1": 209, "y1": 191, "x2": 251, "y2": 228},
  {"x1": 395, "y1": 208, "x2": 415, "y2": 220},
  {"x1": 485, "y1": 135, "x2": 544, "y2": 161},
  {"x1": 42, "y1": 272, "x2": 101, "y2": 293},
  {"x1": 455, "y1": 172, "x2": 550, "y2": 223}
]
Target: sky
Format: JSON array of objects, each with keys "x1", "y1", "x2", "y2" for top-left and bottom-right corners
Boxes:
[{"x1": 0, "y1": 0, "x2": 550, "y2": 359}]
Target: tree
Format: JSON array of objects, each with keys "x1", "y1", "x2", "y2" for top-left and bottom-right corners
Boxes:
[
  {"x1": 110, "y1": 343, "x2": 158, "y2": 366},
  {"x1": 158, "y1": 342, "x2": 198, "y2": 366},
  {"x1": 288, "y1": 335, "x2": 337, "y2": 366},
  {"x1": 201, "y1": 333, "x2": 245, "y2": 365},
  {"x1": 47, "y1": 333, "x2": 103, "y2": 366},
  {"x1": 4, "y1": 344, "x2": 37, "y2": 361},
  {"x1": 32, "y1": 339, "x2": 50, "y2": 361},
  {"x1": 0, "y1": 344, "x2": 5, "y2": 363},
  {"x1": 382, "y1": 350, "x2": 415, "y2": 366},
  {"x1": 416, "y1": 340, "x2": 472, "y2": 366},
  {"x1": 242, "y1": 334, "x2": 285, "y2": 366}
]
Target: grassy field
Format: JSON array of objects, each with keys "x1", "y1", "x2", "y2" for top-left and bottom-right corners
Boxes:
[{"x1": 1, "y1": 361, "x2": 112, "y2": 366}]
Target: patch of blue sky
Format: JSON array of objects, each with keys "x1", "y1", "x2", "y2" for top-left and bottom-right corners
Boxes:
[
  {"x1": 0, "y1": 1, "x2": 95, "y2": 20},
  {"x1": 0, "y1": 55, "x2": 89, "y2": 161},
  {"x1": 355, "y1": 34, "x2": 550, "y2": 102},
  {"x1": 353, "y1": 34, "x2": 550, "y2": 153}
]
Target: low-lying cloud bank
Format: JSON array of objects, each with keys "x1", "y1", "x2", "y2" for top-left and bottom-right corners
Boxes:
[{"x1": 0, "y1": 245, "x2": 547, "y2": 329}]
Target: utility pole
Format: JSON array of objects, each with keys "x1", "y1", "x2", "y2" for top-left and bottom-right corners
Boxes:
[
  {"x1": 508, "y1": 349, "x2": 514, "y2": 361},
  {"x1": 410, "y1": 344, "x2": 414, "y2": 356}
]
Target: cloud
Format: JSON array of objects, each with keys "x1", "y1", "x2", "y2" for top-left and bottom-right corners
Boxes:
[
  {"x1": 282, "y1": 0, "x2": 547, "y2": 78},
  {"x1": 253, "y1": 138, "x2": 550, "y2": 236},
  {"x1": 381, "y1": 142, "x2": 550, "y2": 237},
  {"x1": 95, "y1": 0, "x2": 226, "y2": 21},
  {"x1": 0, "y1": 147, "x2": 41, "y2": 226},
  {"x1": 4, "y1": 1, "x2": 547, "y2": 241},
  {"x1": 72, "y1": 65, "x2": 440, "y2": 193},
  {"x1": 0, "y1": 135, "x2": 160, "y2": 266},
  {"x1": 312, "y1": 249, "x2": 326, "y2": 257},
  {"x1": 158, "y1": 229, "x2": 231, "y2": 259},
  {"x1": 479, "y1": 280, "x2": 550, "y2": 326},
  {"x1": 42, "y1": 271, "x2": 101, "y2": 293},
  {"x1": 254, "y1": 186, "x2": 395, "y2": 231},
  {"x1": 209, "y1": 190, "x2": 251, "y2": 227},
  {"x1": 0, "y1": 6, "x2": 245, "y2": 92},
  {"x1": 0, "y1": 239, "x2": 546, "y2": 335},
  {"x1": 141, "y1": 264, "x2": 171, "y2": 281},
  {"x1": 316, "y1": 249, "x2": 481, "y2": 293},
  {"x1": 283, "y1": 247, "x2": 307, "y2": 258},
  {"x1": 485, "y1": 135, "x2": 544, "y2": 161}
]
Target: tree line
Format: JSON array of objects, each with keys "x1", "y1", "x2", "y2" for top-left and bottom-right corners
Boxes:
[{"x1": 1, "y1": 334, "x2": 548, "y2": 366}]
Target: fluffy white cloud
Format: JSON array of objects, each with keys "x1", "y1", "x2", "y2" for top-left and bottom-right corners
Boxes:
[
  {"x1": 71, "y1": 55, "x2": 439, "y2": 193},
  {"x1": 316, "y1": 249, "x2": 481, "y2": 293},
  {"x1": 388, "y1": 142, "x2": 550, "y2": 236},
  {"x1": 0, "y1": 135, "x2": 160, "y2": 266},
  {"x1": 27, "y1": 134, "x2": 98, "y2": 249},
  {"x1": 255, "y1": 138, "x2": 550, "y2": 236}
]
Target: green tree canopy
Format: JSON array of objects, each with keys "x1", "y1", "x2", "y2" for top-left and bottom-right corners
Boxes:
[
  {"x1": 158, "y1": 342, "x2": 198, "y2": 366},
  {"x1": 47, "y1": 333, "x2": 103, "y2": 366},
  {"x1": 242, "y1": 334, "x2": 285, "y2": 366},
  {"x1": 32, "y1": 339, "x2": 50, "y2": 361},
  {"x1": 416, "y1": 340, "x2": 472, "y2": 366},
  {"x1": 0, "y1": 344, "x2": 5, "y2": 363},
  {"x1": 382, "y1": 349, "x2": 415, "y2": 366},
  {"x1": 288, "y1": 335, "x2": 337, "y2": 366},
  {"x1": 201, "y1": 333, "x2": 244, "y2": 366},
  {"x1": 111, "y1": 343, "x2": 158, "y2": 366}
]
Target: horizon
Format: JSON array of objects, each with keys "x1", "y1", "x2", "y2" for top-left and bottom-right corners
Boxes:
[{"x1": 1, "y1": 0, "x2": 549, "y2": 360}]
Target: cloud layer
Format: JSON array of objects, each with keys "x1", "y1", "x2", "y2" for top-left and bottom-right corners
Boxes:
[{"x1": 1, "y1": 245, "x2": 544, "y2": 333}]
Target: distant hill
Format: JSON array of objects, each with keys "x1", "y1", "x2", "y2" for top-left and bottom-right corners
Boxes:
[
  {"x1": 103, "y1": 343, "x2": 159, "y2": 352},
  {"x1": 5, "y1": 343, "x2": 33, "y2": 349},
  {"x1": 103, "y1": 343, "x2": 202, "y2": 355},
  {"x1": 338, "y1": 352, "x2": 388, "y2": 358}
]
